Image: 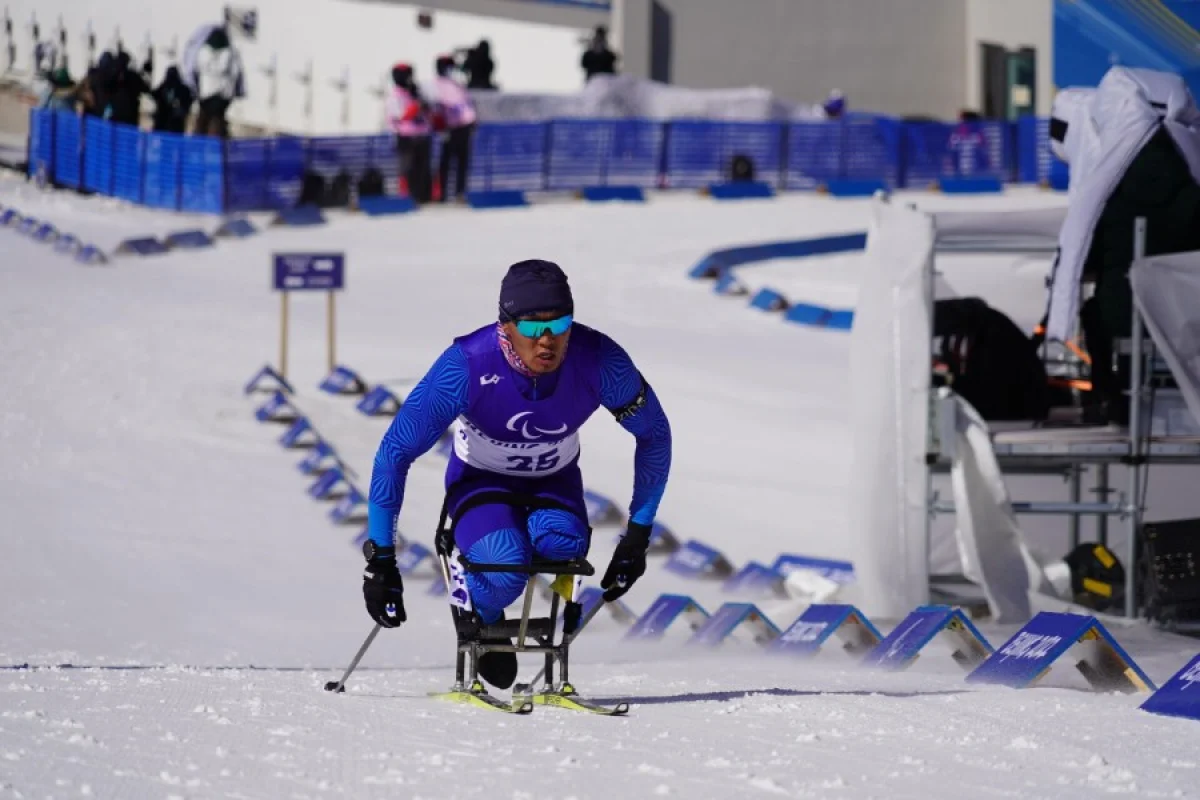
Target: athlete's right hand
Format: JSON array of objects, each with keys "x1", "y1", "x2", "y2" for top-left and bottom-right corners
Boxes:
[{"x1": 363, "y1": 546, "x2": 407, "y2": 628}]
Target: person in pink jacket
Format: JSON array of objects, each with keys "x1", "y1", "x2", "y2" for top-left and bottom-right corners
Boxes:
[
  {"x1": 432, "y1": 54, "x2": 478, "y2": 203},
  {"x1": 385, "y1": 63, "x2": 433, "y2": 203}
]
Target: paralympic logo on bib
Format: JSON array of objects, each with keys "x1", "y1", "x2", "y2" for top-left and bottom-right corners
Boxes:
[{"x1": 506, "y1": 411, "x2": 568, "y2": 440}]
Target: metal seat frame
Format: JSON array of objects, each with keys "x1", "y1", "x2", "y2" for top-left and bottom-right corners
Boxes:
[{"x1": 433, "y1": 489, "x2": 595, "y2": 693}]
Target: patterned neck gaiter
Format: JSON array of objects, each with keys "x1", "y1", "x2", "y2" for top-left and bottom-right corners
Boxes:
[{"x1": 496, "y1": 322, "x2": 536, "y2": 377}]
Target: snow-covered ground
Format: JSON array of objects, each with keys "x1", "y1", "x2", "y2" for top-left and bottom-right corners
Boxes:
[{"x1": 2, "y1": 185, "x2": 1199, "y2": 799}]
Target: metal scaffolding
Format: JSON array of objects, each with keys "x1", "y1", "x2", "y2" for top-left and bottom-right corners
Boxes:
[{"x1": 924, "y1": 216, "x2": 1200, "y2": 619}]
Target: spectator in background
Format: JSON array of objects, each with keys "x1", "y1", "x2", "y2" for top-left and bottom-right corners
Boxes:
[
  {"x1": 82, "y1": 52, "x2": 116, "y2": 118},
  {"x1": 460, "y1": 40, "x2": 495, "y2": 90},
  {"x1": 432, "y1": 54, "x2": 477, "y2": 203},
  {"x1": 193, "y1": 26, "x2": 244, "y2": 138},
  {"x1": 822, "y1": 89, "x2": 846, "y2": 119},
  {"x1": 152, "y1": 66, "x2": 195, "y2": 133},
  {"x1": 581, "y1": 26, "x2": 618, "y2": 82},
  {"x1": 107, "y1": 51, "x2": 151, "y2": 127},
  {"x1": 948, "y1": 110, "x2": 989, "y2": 176},
  {"x1": 386, "y1": 63, "x2": 433, "y2": 203}
]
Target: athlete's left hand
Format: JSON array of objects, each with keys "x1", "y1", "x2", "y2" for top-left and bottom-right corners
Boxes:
[{"x1": 601, "y1": 522, "x2": 652, "y2": 601}]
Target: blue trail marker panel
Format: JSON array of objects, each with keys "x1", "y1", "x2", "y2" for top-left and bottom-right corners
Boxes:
[
  {"x1": 319, "y1": 365, "x2": 367, "y2": 395},
  {"x1": 330, "y1": 487, "x2": 367, "y2": 524},
  {"x1": 297, "y1": 441, "x2": 340, "y2": 475},
  {"x1": 254, "y1": 391, "x2": 297, "y2": 423},
  {"x1": 769, "y1": 604, "x2": 883, "y2": 658},
  {"x1": 664, "y1": 539, "x2": 735, "y2": 580},
  {"x1": 861, "y1": 605, "x2": 993, "y2": 672},
  {"x1": 574, "y1": 586, "x2": 638, "y2": 626},
  {"x1": 356, "y1": 386, "x2": 402, "y2": 417},
  {"x1": 1141, "y1": 653, "x2": 1200, "y2": 720},
  {"x1": 582, "y1": 489, "x2": 623, "y2": 525},
  {"x1": 625, "y1": 595, "x2": 710, "y2": 641},
  {"x1": 966, "y1": 611, "x2": 1155, "y2": 693},
  {"x1": 396, "y1": 542, "x2": 433, "y2": 575},
  {"x1": 614, "y1": 521, "x2": 680, "y2": 554},
  {"x1": 278, "y1": 417, "x2": 317, "y2": 448},
  {"x1": 772, "y1": 554, "x2": 855, "y2": 585},
  {"x1": 688, "y1": 603, "x2": 780, "y2": 647},
  {"x1": 245, "y1": 364, "x2": 295, "y2": 395},
  {"x1": 308, "y1": 467, "x2": 350, "y2": 500},
  {"x1": 723, "y1": 562, "x2": 786, "y2": 597}
]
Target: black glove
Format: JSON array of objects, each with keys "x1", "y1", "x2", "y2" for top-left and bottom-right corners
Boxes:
[
  {"x1": 600, "y1": 522, "x2": 652, "y2": 602},
  {"x1": 363, "y1": 546, "x2": 406, "y2": 628}
]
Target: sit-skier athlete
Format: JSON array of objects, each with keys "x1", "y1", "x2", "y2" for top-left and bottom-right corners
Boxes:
[{"x1": 361, "y1": 259, "x2": 672, "y2": 689}]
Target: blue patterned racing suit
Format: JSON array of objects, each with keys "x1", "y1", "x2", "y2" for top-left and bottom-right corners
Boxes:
[{"x1": 366, "y1": 322, "x2": 672, "y2": 622}]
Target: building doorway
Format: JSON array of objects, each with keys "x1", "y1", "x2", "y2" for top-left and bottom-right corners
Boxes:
[{"x1": 981, "y1": 42, "x2": 1037, "y2": 119}]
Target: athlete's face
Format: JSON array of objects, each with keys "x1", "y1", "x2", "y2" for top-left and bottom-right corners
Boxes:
[{"x1": 505, "y1": 311, "x2": 572, "y2": 374}]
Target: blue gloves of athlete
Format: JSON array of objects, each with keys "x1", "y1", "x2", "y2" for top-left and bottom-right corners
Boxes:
[
  {"x1": 601, "y1": 522, "x2": 653, "y2": 602},
  {"x1": 363, "y1": 546, "x2": 407, "y2": 628}
]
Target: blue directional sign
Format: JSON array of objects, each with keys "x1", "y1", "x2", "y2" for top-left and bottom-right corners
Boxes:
[
  {"x1": 624, "y1": 594, "x2": 709, "y2": 641},
  {"x1": 967, "y1": 611, "x2": 1154, "y2": 692},
  {"x1": 688, "y1": 603, "x2": 780, "y2": 648},
  {"x1": 273, "y1": 252, "x2": 345, "y2": 291},
  {"x1": 769, "y1": 604, "x2": 883, "y2": 658},
  {"x1": 396, "y1": 542, "x2": 433, "y2": 575},
  {"x1": 723, "y1": 562, "x2": 785, "y2": 596},
  {"x1": 861, "y1": 605, "x2": 993, "y2": 672},
  {"x1": 1141, "y1": 653, "x2": 1200, "y2": 721},
  {"x1": 772, "y1": 554, "x2": 855, "y2": 585}
]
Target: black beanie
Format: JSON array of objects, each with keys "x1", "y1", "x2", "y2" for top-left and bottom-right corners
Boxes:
[{"x1": 498, "y1": 260, "x2": 574, "y2": 321}]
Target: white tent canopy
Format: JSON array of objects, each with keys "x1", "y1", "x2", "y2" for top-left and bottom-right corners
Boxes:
[
  {"x1": 844, "y1": 196, "x2": 1064, "y2": 622},
  {"x1": 1132, "y1": 250, "x2": 1200, "y2": 430}
]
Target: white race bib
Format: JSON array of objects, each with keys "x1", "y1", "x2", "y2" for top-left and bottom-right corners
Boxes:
[{"x1": 452, "y1": 417, "x2": 579, "y2": 476}]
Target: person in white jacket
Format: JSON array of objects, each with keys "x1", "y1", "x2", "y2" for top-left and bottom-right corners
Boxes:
[{"x1": 192, "y1": 26, "x2": 243, "y2": 137}]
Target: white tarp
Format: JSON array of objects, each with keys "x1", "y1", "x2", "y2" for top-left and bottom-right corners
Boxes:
[
  {"x1": 1045, "y1": 66, "x2": 1200, "y2": 342},
  {"x1": 468, "y1": 74, "x2": 828, "y2": 123},
  {"x1": 945, "y1": 389, "x2": 1055, "y2": 622},
  {"x1": 1131, "y1": 250, "x2": 1200, "y2": 431},
  {"x1": 845, "y1": 197, "x2": 935, "y2": 620}
]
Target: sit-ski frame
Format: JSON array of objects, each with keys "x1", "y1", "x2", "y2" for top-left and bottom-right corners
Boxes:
[{"x1": 433, "y1": 490, "x2": 605, "y2": 702}]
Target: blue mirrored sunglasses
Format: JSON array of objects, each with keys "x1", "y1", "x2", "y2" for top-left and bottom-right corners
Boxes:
[{"x1": 514, "y1": 314, "x2": 573, "y2": 338}]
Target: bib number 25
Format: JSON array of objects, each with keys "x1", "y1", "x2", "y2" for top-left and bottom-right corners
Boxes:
[{"x1": 506, "y1": 449, "x2": 559, "y2": 473}]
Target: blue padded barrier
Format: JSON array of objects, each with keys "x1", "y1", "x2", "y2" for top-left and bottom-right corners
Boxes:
[
  {"x1": 546, "y1": 119, "x2": 663, "y2": 190},
  {"x1": 27, "y1": 108, "x2": 55, "y2": 182},
  {"x1": 82, "y1": 118, "x2": 115, "y2": 195},
  {"x1": 112, "y1": 125, "x2": 146, "y2": 204},
  {"x1": 53, "y1": 110, "x2": 82, "y2": 189},
  {"x1": 469, "y1": 122, "x2": 548, "y2": 193},
  {"x1": 180, "y1": 136, "x2": 224, "y2": 213},
  {"x1": 665, "y1": 121, "x2": 783, "y2": 189},
  {"x1": 786, "y1": 117, "x2": 902, "y2": 190},
  {"x1": 142, "y1": 132, "x2": 184, "y2": 210},
  {"x1": 224, "y1": 138, "x2": 270, "y2": 212},
  {"x1": 266, "y1": 136, "x2": 308, "y2": 210}
]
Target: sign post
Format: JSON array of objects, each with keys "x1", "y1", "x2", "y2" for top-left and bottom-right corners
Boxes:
[{"x1": 272, "y1": 252, "x2": 345, "y2": 381}]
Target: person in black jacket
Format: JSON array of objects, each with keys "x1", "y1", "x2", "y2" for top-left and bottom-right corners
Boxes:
[
  {"x1": 151, "y1": 66, "x2": 194, "y2": 133},
  {"x1": 581, "y1": 26, "x2": 618, "y2": 82},
  {"x1": 106, "y1": 51, "x2": 150, "y2": 127},
  {"x1": 460, "y1": 40, "x2": 495, "y2": 90},
  {"x1": 1080, "y1": 126, "x2": 1200, "y2": 422}
]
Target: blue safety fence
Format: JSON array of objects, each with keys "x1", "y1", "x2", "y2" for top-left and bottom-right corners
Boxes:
[{"x1": 28, "y1": 108, "x2": 1063, "y2": 214}]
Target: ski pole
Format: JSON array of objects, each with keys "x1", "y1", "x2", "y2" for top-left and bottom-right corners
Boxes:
[
  {"x1": 520, "y1": 599, "x2": 606, "y2": 690},
  {"x1": 324, "y1": 623, "x2": 382, "y2": 693}
]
